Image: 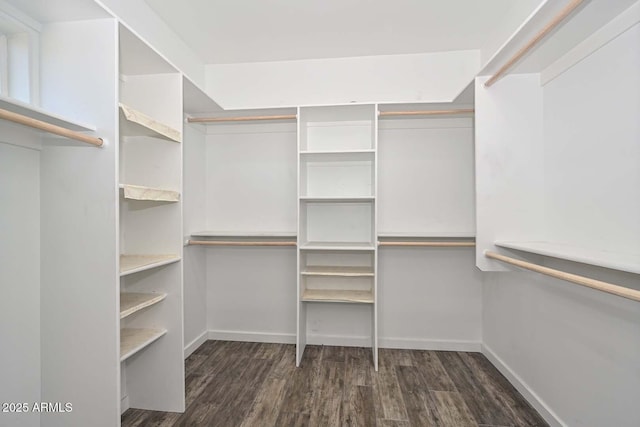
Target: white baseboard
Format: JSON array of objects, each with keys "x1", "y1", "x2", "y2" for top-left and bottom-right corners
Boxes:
[
  {"x1": 184, "y1": 330, "x2": 209, "y2": 359},
  {"x1": 482, "y1": 344, "x2": 565, "y2": 427},
  {"x1": 206, "y1": 329, "x2": 481, "y2": 352},
  {"x1": 120, "y1": 395, "x2": 129, "y2": 415},
  {"x1": 381, "y1": 337, "x2": 481, "y2": 352},
  {"x1": 307, "y1": 333, "x2": 371, "y2": 347},
  {"x1": 208, "y1": 330, "x2": 296, "y2": 344}
]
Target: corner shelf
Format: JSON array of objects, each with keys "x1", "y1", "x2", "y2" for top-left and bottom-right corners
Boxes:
[
  {"x1": 301, "y1": 289, "x2": 374, "y2": 304},
  {"x1": 120, "y1": 328, "x2": 167, "y2": 362},
  {"x1": 120, "y1": 254, "x2": 181, "y2": 276},
  {"x1": 495, "y1": 241, "x2": 640, "y2": 275},
  {"x1": 120, "y1": 292, "x2": 167, "y2": 319},
  {"x1": 300, "y1": 242, "x2": 376, "y2": 251},
  {"x1": 302, "y1": 266, "x2": 374, "y2": 277},
  {"x1": 119, "y1": 184, "x2": 180, "y2": 202},
  {"x1": 119, "y1": 103, "x2": 182, "y2": 143}
]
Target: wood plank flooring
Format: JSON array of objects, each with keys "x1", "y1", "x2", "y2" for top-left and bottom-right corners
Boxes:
[{"x1": 122, "y1": 341, "x2": 548, "y2": 427}]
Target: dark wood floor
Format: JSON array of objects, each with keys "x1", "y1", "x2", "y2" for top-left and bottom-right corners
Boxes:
[{"x1": 122, "y1": 341, "x2": 548, "y2": 427}]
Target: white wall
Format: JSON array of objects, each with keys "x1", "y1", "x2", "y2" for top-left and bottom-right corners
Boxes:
[
  {"x1": 483, "y1": 262, "x2": 640, "y2": 427},
  {"x1": 205, "y1": 122, "x2": 298, "y2": 232},
  {"x1": 378, "y1": 116, "x2": 475, "y2": 235},
  {"x1": 379, "y1": 248, "x2": 482, "y2": 349},
  {"x1": 183, "y1": 123, "x2": 207, "y2": 351},
  {"x1": 542, "y1": 22, "x2": 640, "y2": 255},
  {"x1": 0, "y1": 138, "x2": 41, "y2": 427},
  {"x1": 205, "y1": 50, "x2": 480, "y2": 109}
]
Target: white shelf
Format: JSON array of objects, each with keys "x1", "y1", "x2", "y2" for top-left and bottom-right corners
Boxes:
[
  {"x1": 495, "y1": 241, "x2": 640, "y2": 275},
  {"x1": 378, "y1": 231, "x2": 475, "y2": 238},
  {"x1": 0, "y1": 95, "x2": 95, "y2": 132},
  {"x1": 119, "y1": 184, "x2": 180, "y2": 202},
  {"x1": 191, "y1": 230, "x2": 297, "y2": 238},
  {"x1": 300, "y1": 196, "x2": 374, "y2": 203},
  {"x1": 300, "y1": 242, "x2": 375, "y2": 251},
  {"x1": 120, "y1": 292, "x2": 167, "y2": 319},
  {"x1": 119, "y1": 103, "x2": 182, "y2": 143},
  {"x1": 120, "y1": 328, "x2": 167, "y2": 362},
  {"x1": 302, "y1": 266, "x2": 374, "y2": 277},
  {"x1": 120, "y1": 254, "x2": 181, "y2": 276},
  {"x1": 301, "y1": 289, "x2": 374, "y2": 304},
  {"x1": 300, "y1": 149, "x2": 375, "y2": 156}
]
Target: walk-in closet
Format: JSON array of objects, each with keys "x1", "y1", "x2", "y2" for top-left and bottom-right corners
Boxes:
[{"x1": 1, "y1": 0, "x2": 638, "y2": 426}]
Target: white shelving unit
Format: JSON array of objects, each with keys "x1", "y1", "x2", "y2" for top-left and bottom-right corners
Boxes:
[
  {"x1": 117, "y1": 24, "x2": 185, "y2": 414},
  {"x1": 297, "y1": 104, "x2": 378, "y2": 370}
]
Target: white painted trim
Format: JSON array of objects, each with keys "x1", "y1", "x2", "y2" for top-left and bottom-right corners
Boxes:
[
  {"x1": 381, "y1": 337, "x2": 482, "y2": 352},
  {"x1": 208, "y1": 330, "x2": 296, "y2": 344},
  {"x1": 482, "y1": 344, "x2": 566, "y2": 427},
  {"x1": 183, "y1": 330, "x2": 208, "y2": 359},
  {"x1": 206, "y1": 329, "x2": 481, "y2": 352},
  {"x1": 307, "y1": 334, "x2": 372, "y2": 347},
  {"x1": 542, "y1": 2, "x2": 640, "y2": 85},
  {"x1": 120, "y1": 395, "x2": 130, "y2": 415}
]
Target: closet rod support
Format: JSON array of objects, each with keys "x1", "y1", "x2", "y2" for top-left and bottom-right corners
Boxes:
[
  {"x1": 484, "y1": 0, "x2": 585, "y2": 87},
  {"x1": 378, "y1": 109, "x2": 474, "y2": 117},
  {"x1": 0, "y1": 108, "x2": 103, "y2": 147},
  {"x1": 485, "y1": 250, "x2": 640, "y2": 302},
  {"x1": 378, "y1": 241, "x2": 476, "y2": 247},
  {"x1": 188, "y1": 240, "x2": 297, "y2": 247},
  {"x1": 187, "y1": 114, "x2": 297, "y2": 123}
]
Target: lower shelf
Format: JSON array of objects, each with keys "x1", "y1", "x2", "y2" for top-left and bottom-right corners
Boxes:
[
  {"x1": 120, "y1": 328, "x2": 167, "y2": 362},
  {"x1": 301, "y1": 289, "x2": 374, "y2": 304}
]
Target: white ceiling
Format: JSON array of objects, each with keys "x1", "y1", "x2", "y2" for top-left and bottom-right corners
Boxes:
[
  {"x1": 2, "y1": 0, "x2": 108, "y2": 23},
  {"x1": 145, "y1": 0, "x2": 522, "y2": 64}
]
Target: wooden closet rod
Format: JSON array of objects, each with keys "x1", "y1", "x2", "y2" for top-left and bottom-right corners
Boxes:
[
  {"x1": 379, "y1": 241, "x2": 476, "y2": 247},
  {"x1": 187, "y1": 114, "x2": 297, "y2": 123},
  {"x1": 188, "y1": 239, "x2": 296, "y2": 247},
  {"x1": 485, "y1": 251, "x2": 640, "y2": 302},
  {"x1": 0, "y1": 108, "x2": 103, "y2": 147},
  {"x1": 484, "y1": 0, "x2": 585, "y2": 87},
  {"x1": 379, "y1": 109, "x2": 474, "y2": 117}
]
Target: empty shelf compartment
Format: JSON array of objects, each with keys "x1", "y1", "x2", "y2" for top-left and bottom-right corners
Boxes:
[{"x1": 302, "y1": 266, "x2": 374, "y2": 277}]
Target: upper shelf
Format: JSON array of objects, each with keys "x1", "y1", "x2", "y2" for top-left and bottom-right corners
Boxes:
[
  {"x1": 300, "y1": 196, "x2": 375, "y2": 203},
  {"x1": 480, "y1": 0, "x2": 638, "y2": 78},
  {"x1": 0, "y1": 95, "x2": 95, "y2": 132},
  {"x1": 495, "y1": 241, "x2": 640, "y2": 275},
  {"x1": 378, "y1": 231, "x2": 476, "y2": 239},
  {"x1": 300, "y1": 241, "x2": 375, "y2": 251},
  {"x1": 119, "y1": 103, "x2": 182, "y2": 143},
  {"x1": 119, "y1": 184, "x2": 180, "y2": 202},
  {"x1": 191, "y1": 230, "x2": 296, "y2": 238}
]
